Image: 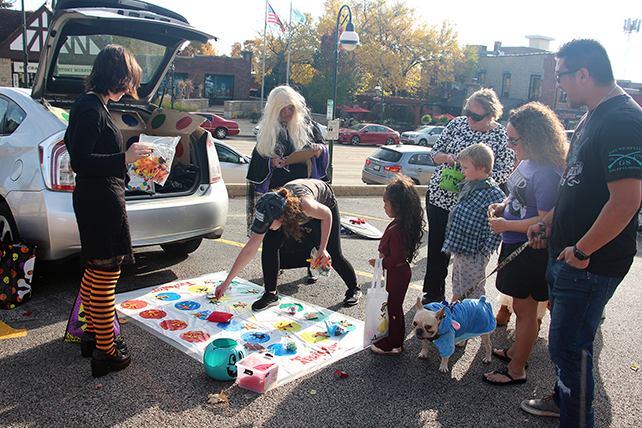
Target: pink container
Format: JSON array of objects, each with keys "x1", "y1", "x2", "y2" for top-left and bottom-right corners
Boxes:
[{"x1": 236, "y1": 353, "x2": 279, "y2": 393}]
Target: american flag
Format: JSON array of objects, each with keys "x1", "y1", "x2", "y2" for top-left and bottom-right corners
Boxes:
[{"x1": 267, "y1": 3, "x2": 285, "y2": 33}]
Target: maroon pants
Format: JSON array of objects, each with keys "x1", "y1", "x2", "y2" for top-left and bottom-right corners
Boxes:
[{"x1": 374, "y1": 263, "x2": 412, "y2": 351}]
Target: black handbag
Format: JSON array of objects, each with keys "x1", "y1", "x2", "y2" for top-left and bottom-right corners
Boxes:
[{"x1": 0, "y1": 241, "x2": 36, "y2": 309}]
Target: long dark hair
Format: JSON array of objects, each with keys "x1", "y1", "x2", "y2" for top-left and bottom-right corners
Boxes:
[
  {"x1": 84, "y1": 44, "x2": 142, "y2": 99},
  {"x1": 384, "y1": 175, "x2": 425, "y2": 263}
]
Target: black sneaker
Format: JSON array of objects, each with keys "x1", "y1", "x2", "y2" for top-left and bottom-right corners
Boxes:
[
  {"x1": 421, "y1": 294, "x2": 444, "y2": 305},
  {"x1": 343, "y1": 288, "x2": 362, "y2": 306},
  {"x1": 306, "y1": 266, "x2": 318, "y2": 284},
  {"x1": 252, "y1": 292, "x2": 279, "y2": 311}
]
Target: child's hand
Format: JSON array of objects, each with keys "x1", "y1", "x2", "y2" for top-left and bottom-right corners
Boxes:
[{"x1": 368, "y1": 258, "x2": 376, "y2": 267}]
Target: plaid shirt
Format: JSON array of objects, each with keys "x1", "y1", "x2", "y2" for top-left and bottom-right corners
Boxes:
[{"x1": 442, "y1": 182, "x2": 505, "y2": 258}]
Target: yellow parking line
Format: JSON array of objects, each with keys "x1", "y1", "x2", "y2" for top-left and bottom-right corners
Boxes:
[{"x1": 215, "y1": 239, "x2": 421, "y2": 290}]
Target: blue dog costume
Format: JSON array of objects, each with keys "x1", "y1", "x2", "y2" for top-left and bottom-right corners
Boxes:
[{"x1": 424, "y1": 296, "x2": 496, "y2": 359}]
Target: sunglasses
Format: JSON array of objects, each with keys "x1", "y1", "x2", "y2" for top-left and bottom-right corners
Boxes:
[
  {"x1": 464, "y1": 109, "x2": 489, "y2": 122},
  {"x1": 508, "y1": 137, "x2": 521, "y2": 146},
  {"x1": 555, "y1": 69, "x2": 580, "y2": 84}
]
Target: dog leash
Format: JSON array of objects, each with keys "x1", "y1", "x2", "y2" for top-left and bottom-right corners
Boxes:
[{"x1": 457, "y1": 231, "x2": 547, "y2": 303}]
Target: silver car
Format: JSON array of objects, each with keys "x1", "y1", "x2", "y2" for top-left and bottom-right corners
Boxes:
[
  {"x1": 214, "y1": 140, "x2": 250, "y2": 184},
  {"x1": 0, "y1": 0, "x2": 228, "y2": 260},
  {"x1": 362, "y1": 145, "x2": 437, "y2": 185},
  {"x1": 400, "y1": 125, "x2": 445, "y2": 146}
]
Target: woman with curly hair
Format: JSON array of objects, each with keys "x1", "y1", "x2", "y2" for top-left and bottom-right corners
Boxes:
[
  {"x1": 215, "y1": 179, "x2": 359, "y2": 310},
  {"x1": 483, "y1": 102, "x2": 568, "y2": 386},
  {"x1": 368, "y1": 175, "x2": 426, "y2": 355}
]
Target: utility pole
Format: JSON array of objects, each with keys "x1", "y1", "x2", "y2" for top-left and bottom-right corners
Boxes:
[{"x1": 622, "y1": 18, "x2": 640, "y2": 80}]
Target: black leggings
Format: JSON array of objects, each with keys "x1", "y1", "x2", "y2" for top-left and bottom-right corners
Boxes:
[
  {"x1": 422, "y1": 201, "x2": 450, "y2": 302},
  {"x1": 262, "y1": 203, "x2": 357, "y2": 295}
]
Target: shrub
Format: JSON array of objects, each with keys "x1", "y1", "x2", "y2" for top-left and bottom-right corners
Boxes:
[
  {"x1": 421, "y1": 114, "x2": 432, "y2": 124},
  {"x1": 437, "y1": 116, "x2": 450, "y2": 126}
]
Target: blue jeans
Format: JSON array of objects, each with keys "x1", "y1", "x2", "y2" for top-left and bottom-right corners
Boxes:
[{"x1": 546, "y1": 256, "x2": 621, "y2": 428}]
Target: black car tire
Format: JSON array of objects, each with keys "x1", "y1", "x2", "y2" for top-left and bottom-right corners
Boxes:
[
  {"x1": 385, "y1": 138, "x2": 395, "y2": 145},
  {"x1": 161, "y1": 238, "x2": 203, "y2": 255},
  {"x1": 350, "y1": 135, "x2": 360, "y2": 146},
  {"x1": 419, "y1": 139, "x2": 427, "y2": 146},
  {"x1": 214, "y1": 127, "x2": 228, "y2": 139},
  {"x1": 0, "y1": 202, "x2": 19, "y2": 243}
]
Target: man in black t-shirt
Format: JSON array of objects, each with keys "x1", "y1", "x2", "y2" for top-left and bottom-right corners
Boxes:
[{"x1": 519, "y1": 39, "x2": 642, "y2": 428}]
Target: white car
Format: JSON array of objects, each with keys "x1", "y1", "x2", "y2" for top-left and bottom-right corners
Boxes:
[
  {"x1": 214, "y1": 140, "x2": 250, "y2": 183},
  {"x1": 401, "y1": 125, "x2": 445, "y2": 146},
  {"x1": 0, "y1": 0, "x2": 228, "y2": 260}
]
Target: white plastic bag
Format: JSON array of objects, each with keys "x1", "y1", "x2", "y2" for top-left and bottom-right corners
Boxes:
[{"x1": 363, "y1": 258, "x2": 389, "y2": 346}]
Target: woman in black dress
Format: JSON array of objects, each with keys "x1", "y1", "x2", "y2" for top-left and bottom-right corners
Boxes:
[{"x1": 65, "y1": 45, "x2": 151, "y2": 377}]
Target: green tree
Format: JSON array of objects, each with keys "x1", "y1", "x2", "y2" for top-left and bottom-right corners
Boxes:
[
  {"x1": 178, "y1": 42, "x2": 218, "y2": 57},
  {"x1": 1, "y1": 0, "x2": 15, "y2": 8}
]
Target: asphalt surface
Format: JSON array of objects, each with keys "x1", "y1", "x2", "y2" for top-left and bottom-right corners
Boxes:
[{"x1": 1, "y1": 194, "x2": 642, "y2": 428}]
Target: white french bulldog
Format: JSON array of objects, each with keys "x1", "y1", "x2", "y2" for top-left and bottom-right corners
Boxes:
[{"x1": 412, "y1": 297, "x2": 495, "y2": 373}]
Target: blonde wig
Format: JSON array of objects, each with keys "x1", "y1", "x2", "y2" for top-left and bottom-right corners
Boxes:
[{"x1": 256, "y1": 85, "x2": 313, "y2": 158}]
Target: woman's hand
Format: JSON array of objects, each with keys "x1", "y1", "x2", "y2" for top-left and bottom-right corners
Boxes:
[
  {"x1": 310, "y1": 143, "x2": 324, "y2": 158},
  {"x1": 433, "y1": 152, "x2": 457, "y2": 167},
  {"x1": 311, "y1": 249, "x2": 331, "y2": 269},
  {"x1": 271, "y1": 157, "x2": 287, "y2": 168},
  {"x1": 488, "y1": 217, "x2": 510, "y2": 234},
  {"x1": 214, "y1": 281, "x2": 229, "y2": 300},
  {"x1": 125, "y1": 143, "x2": 152, "y2": 164},
  {"x1": 488, "y1": 202, "x2": 506, "y2": 218},
  {"x1": 368, "y1": 258, "x2": 376, "y2": 267}
]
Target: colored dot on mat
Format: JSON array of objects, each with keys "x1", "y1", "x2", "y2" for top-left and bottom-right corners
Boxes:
[
  {"x1": 151, "y1": 114, "x2": 166, "y2": 129},
  {"x1": 176, "y1": 116, "x2": 192, "y2": 130},
  {"x1": 121, "y1": 114, "x2": 139, "y2": 127}
]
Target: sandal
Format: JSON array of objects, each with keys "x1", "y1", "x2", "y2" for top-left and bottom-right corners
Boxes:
[
  {"x1": 482, "y1": 366, "x2": 526, "y2": 385},
  {"x1": 493, "y1": 348, "x2": 529, "y2": 369}
]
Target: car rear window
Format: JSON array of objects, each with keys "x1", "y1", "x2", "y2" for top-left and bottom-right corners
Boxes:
[
  {"x1": 53, "y1": 35, "x2": 168, "y2": 85},
  {"x1": 408, "y1": 153, "x2": 436, "y2": 166},
  {"x1": 371, "y1": 148, "x2": 402, "y2": 163}
]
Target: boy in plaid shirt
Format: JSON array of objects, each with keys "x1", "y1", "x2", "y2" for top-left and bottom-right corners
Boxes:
[{"x1": 442, "y1": 143, "x2": 505, "y2": 301}]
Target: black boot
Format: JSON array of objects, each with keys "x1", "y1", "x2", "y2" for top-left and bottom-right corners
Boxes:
[
  {"x1": 91, "y1": 348, "x2": 131, "y2": 377},
  {"x1": 81, "y1": 331, "x2": 128, "y2": 358}
]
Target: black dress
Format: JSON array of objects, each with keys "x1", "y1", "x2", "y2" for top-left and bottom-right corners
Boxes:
[{"x1": 64, "y1": 93, "x2": 133, "y2": 266}]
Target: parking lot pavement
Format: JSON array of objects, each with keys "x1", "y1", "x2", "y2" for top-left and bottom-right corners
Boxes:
[{"x1": 1, "y1": 196, "x2": 641, "y2": 427}]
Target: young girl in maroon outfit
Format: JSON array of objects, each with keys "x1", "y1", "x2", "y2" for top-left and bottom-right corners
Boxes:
[{"x1": 369, "y1": 175, "x2": 425, "y2": 354}]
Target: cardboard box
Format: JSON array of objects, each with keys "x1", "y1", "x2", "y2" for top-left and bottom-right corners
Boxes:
[
  {"x1": 111, "y1": 111, "x2": 146, "y2": 148},
  {"x1": 146, "y1": 110, "x2": 205, "y2": 166},
  {"x1": 236, "y1": 353, "x2": 279, "y2": 394}
]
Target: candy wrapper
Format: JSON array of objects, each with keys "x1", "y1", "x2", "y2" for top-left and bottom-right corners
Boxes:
[{"x1": 127, "y1": 134, "x2": 181, "y2": 187}]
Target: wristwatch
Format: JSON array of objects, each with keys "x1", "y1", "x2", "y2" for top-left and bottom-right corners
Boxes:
[{"x1": 573, "y1": 245, "x2": 590, "y2": 261}]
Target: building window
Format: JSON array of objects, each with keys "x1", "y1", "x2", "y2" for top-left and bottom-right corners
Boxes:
[
  {"x1": 501, "y1": 73, "x2": 511, "y2": 98},
  {"x1": 204, "y1": 75, "x2": 234, "y2": 99},
  {"x1": 478, "y1": 71, "x2": 486, "y2": 85},
  {"x1": 559, "y1": 92, "x2": 568, "y2": 104},
  {"x1": 529, "y1": 75, "x2": 541, "y2": 100}
]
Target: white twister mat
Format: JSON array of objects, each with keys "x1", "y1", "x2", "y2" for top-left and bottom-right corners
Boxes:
[{"x1": 115, "y1": 272, "x2": 365, "y2": 390}]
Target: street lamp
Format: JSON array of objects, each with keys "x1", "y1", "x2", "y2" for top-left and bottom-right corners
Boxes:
[
  {"x1": 329, "y1": 4, "x2": 359, "y2": 182},
  {"x1": 374, "y1": 81, "x2": 385, "y2": 124}
]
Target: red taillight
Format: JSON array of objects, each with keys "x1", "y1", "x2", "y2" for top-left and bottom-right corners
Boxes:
[
  {"x1": 384, "y1": 165, "x2": 402, "y2": 172},
  {"x1": 365, "y1": 158, "x2": 372, "y2": 166},
  {"x1": 50, "y1": 140, "x2": 76, "y2": 190},
  {"x1": 206, "y1": 135, "x2": 223, "y2": 183}
]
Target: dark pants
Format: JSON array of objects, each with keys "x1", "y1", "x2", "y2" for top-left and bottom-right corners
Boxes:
[
  {"x1": 374, "y1": 263, "x2": 411, "y2": 351},
  {"x1": 422, "y1": 199, "x2": 450, "y2": 302},
  {"x1": 262, "y1": 203, "x2": 357, "y2": 295}
]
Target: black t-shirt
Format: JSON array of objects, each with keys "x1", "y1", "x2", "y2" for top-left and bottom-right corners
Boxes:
[{"x1": 549, "y1": 94, "x2": 642, "y2": 277}]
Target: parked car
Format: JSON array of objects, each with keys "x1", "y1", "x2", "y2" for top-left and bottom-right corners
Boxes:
[
  {"x1": 194, "y1": 112, "x2": 239, "y2": 139},
  {"x1": 400, "y1": 125, "x2": 445, "y2": 146},
  {"x1": 362, "y1": 145, "x2": 437, "y2": 185},
  {"x1": 339, "y1": 123, "x2": 400, "y2": 146},
  {"x1": 0, "y1": 0, "x2": 228, "y2": 261},
  {"x1": 214, "y1": 140, "x2": 250, "y2": 183},
  {"x1": 253, "y1": 121, "x2": 328, "y2": 139}
]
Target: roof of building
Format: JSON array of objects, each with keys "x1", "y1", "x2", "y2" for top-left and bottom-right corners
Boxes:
[{"x1": 0, "y1": 8, "x2": 35, "y2": 46}]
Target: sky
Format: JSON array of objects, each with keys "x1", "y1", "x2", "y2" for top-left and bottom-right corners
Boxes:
[{"x1": 18, "y1": 0, "x2": 642, "y2": 83}]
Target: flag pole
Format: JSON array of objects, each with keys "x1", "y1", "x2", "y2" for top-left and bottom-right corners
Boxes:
[
  {"x1": 261, "y1": 0, "x2": 268, "y2": 112},
  {"x1": 286, "y1": 1, "x2": 292, "y2": 86}
]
